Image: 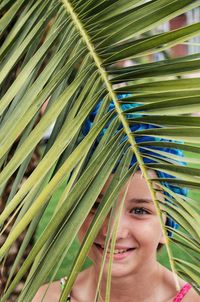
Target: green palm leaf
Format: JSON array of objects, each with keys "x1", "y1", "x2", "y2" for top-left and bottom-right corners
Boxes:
[{"x1": 0, "y1": 0, "x2": 200, "y2": 301}]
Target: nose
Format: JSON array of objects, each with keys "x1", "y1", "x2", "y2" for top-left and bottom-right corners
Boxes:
[{"x1": 101, "y1": 212, "x2": 130, "y2": 239}]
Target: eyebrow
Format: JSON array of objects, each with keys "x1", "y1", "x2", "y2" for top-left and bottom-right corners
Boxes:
[
  {"x1": 96, "y1": 196, "x2": 153, "y2": 204},
  {"x1": 129, "y1": 198, "x2": 153, "y2": 204}
]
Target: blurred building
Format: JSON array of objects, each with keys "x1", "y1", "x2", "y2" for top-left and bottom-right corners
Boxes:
[{"x1": 154, "y1": 8, "x2": 200, "y2": 60}]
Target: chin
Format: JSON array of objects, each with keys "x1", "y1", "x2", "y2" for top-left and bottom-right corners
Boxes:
[
  {"x1": 89, "y1": 253, "x2": 139, "y2": 278},
  {"x1": 103, "y1": 262, "x2": 137, "y2": 278}
]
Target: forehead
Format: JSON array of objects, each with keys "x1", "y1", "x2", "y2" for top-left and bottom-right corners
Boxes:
[
  {"x1": 101, "y1": 171, "x2": 157, "y2": 202},
  {"x1": 124, "y1": 171, "x2": 154, "y2": 201}
]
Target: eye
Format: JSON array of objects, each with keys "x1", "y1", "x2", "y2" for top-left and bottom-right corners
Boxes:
[{"x1": 130, "y1": 207, "x2": 150, "y2": 216}]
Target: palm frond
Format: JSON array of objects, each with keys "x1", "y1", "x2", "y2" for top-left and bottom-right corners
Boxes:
[{"x1": 0, "y1": 0, "x2": 200, "y2": 300}]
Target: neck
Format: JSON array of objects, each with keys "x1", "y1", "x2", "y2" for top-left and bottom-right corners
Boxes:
[{"x1": 92, "y1": 261, "x2": 163, "y2": 302}]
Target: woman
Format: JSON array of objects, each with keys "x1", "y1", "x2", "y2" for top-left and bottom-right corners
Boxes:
[
  {"x1": 33, "y1": 171, "x2": 199, "y2": 302},
  {"x1": 33, "y1": 99, "x2": 200, "y2": 302}
]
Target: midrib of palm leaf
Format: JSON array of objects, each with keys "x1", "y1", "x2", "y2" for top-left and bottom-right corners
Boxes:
[{"x1": 58, "y1": 0, "x2": 199, "y2": 293}]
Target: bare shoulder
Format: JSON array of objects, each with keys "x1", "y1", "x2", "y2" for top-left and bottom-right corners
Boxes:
[
  {"x1": 161, "y1": 266, "x2": 200, "y2": 302},
  {"x1": 183, "y1": 287, "x2": 200, "y2": 302},
  {"x1": 175, "y1": 275, "x2": 200, "y2": 302},
  {"x1": 32, "y1": 267, "x2": 93, "y2": 302},
  {"x1": 32, "y1": 281, "x2": 61, "y2": 302}
]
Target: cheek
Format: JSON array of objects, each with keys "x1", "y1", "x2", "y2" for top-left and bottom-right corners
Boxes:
[
  {"x1": 78, "y1": 215, "x2": 93, "y2": 243},
  {"x1": 135, "y1": 219, "x2": 163, "y2": 244}
]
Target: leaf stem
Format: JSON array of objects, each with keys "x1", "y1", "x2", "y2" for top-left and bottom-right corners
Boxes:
[{"x1": 61, "y1": 0, "x2": 180, "y2": 291}]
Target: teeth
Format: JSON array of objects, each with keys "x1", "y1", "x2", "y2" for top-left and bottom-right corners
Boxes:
[
  {"x1": 110, "y1": 249, "x2": 127, "y2": 254},
  {"x1": 100, "y1": 245, "x2": 128, "y2": 254}
]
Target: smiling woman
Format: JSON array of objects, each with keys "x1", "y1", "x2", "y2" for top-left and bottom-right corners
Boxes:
[
  {"x1": 33, "y1": 171, "x2": 199, "y2": 302},
  {"x1": 32, "y1": 96, "x2": 200, "y2": 301},
  {"x1": 78, "y1": 172, "x2": 166, "y2": 277}
]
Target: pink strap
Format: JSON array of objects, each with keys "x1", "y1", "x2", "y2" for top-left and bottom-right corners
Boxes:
[{"x1": 173, "y1": 283, "x2": 192, "y2": 302}]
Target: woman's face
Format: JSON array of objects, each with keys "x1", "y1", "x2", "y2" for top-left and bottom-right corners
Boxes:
[{"x1": 78, "y1": 171, "x2": 166, "y2": 277}]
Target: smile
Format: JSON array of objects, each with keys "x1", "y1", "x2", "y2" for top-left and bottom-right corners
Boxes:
[{"x1": 94, "y1": 243, "x2": 135, "y2": 260}]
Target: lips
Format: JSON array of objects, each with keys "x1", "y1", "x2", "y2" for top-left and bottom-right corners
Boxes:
[
  {"x1": 94, "y1": 243, "x2": 135, "y2": 260},
  {"x1": 95, "y1": 243, "x2": 134, "y2": 253}
]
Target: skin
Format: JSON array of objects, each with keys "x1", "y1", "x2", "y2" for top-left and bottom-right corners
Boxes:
[
  {"x1": 33, "y1": 172, "x2": 200, "y2": 302},
  {"x1": 78, "y1": 171, "x2": 166, "y2": 279}
]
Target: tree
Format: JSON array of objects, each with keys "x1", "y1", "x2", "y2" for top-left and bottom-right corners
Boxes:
[{"x1": 0, "y1": 0, "x2": 200, "y2": 301}]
